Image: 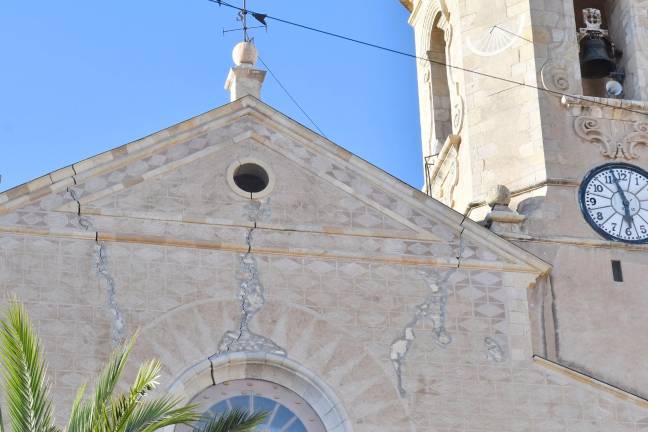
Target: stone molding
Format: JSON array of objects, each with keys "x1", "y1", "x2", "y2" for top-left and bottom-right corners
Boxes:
[
  {"x1": 562, "y1": 95, "x2": 648, "y2": 113},
  {"x1": 426, "y1": 134, "x2": 461, "y2": 207},
  {"x1": 0, "y1": 96, "x2": 551, "y2": 276},
  {"x1": 225, "y1": 157, "x2": 276, "y2": 199},
  {"x1": 163, "y1": 353, "x2": 353, "y2": 432},
  {"x1": 534, "y1": 356, "x2": 648, "y2": 409},
  {"x1": 399, "y1": 0, "x2": 413, "y2": 12},
  {"x1": 0, "y1": 223, "x2": 545, "y2": 274},
  {"x1": 574, "y1": 116, "x2": 648, "y2": 160},
  {"x1": 563, "y1": 96, "x2": 648, "y2": 160},
  {"x1": 413, "y1": 0, "x2": 465, "y2": 145}
]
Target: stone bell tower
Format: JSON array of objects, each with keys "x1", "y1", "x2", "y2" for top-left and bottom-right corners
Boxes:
[{"x1": 401, "y1": 0, "x2": 648, "y2": 398}]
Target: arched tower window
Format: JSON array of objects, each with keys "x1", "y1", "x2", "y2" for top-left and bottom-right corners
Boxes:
[{"x1": 427, "y1": 15, "x2": 453, "y2": 155}]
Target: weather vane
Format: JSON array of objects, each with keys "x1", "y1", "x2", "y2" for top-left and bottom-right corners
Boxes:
[{"x1": 216, "y1": 0, "x2": 268, "y2": 42}]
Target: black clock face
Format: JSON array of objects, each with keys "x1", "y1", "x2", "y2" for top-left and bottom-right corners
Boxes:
[{"x1": 580, "y1": 163, "x2": 648, "y2": 243}]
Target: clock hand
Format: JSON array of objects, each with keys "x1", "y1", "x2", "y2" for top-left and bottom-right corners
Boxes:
[{"x1": 611, "y1": 170, "x2": 633, "y2": 225}]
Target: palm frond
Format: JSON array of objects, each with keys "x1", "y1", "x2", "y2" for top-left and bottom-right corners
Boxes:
[
  {"x1": 109, "y1": 359, "x2": 163, "y2": 431},
  {"x1": 0, "y1": 301, "x2": 56, "y2": 432},
  {"x1": 196, "y1": 409, "x2": 267, "y2": 432},
  {"x1": 92, "y1": 333, "x2": 136, "y2": 412},
  {"x1": 129, "y1": 360, "x2": 161, "y2": 399},
  {"x1": 66, "y1": 383, "x2": 92, "y2": 432},
  {"x1": 121, "y1": 396, "x2": 198, "y2": 432},
  {"x1": 65, "y1": 334, "x2": 138, "y2": 432},
  {"x1": 0, "y1": 402, "x2": 5, "y2": 432}
]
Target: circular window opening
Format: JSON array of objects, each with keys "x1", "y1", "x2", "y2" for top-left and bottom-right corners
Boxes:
[{"x1": 233, "y1": 163, "x2": 269, "y2": 194}]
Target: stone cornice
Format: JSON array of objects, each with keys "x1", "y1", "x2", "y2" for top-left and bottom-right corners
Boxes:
[
  {"x1": 0, "y1": 95, "x2": 551, "y2": 276},
  {"x1": 503, "y1": 231, "x2": 648, "y2": 252},
  {"x1": 399, "y1": 0, "x2": 413, "y2": 12},
  {"x1": 561, "y1": 95, "x2": 648, "y2": 115},
  {"x1": 0, "y1": 224, "x2": 540, "y2": 274},
  {"x1": 534, "y1": 356, "x2": 648, "y2": 409},
  {"x1": 427, "y1": 134, "x2": 461, "y2": 182}
]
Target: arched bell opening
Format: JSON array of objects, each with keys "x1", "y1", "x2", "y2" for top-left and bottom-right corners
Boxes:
[
  {"x1": 426, "y1": 13, "x2": 453, "y2": 156},
  {"x1": 573, "y1": 0, "x2": 624, "y2": 98}
]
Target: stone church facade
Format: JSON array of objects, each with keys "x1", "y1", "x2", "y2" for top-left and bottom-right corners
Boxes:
[{"x1": 2, "y1": 1, "x2": 648, "y2": 431}]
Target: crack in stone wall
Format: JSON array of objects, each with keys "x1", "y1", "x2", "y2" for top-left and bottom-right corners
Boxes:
[
  {"x1": 484, "y1": 336, "x2": 506, "y2": 363},
  {"x1": 68, "y1": 188, "x2": 125, "y2": 347},
  {"x1": 216, "y1": 198, "x2": 286, "y2": 356},
  {"x1": 390, "y1": 219, "x2": 468, "y2": 397},
  {"x1": 390, "y1": 269, "x2": 454, "y2": 397}
]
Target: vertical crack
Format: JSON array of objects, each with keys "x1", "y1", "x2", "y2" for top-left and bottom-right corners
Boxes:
[
  {"x1": 68, "y1": 188, "x2": 125, "y2": 347},
  {"x1": 216, "y1": 198, "x2": 285, "y2": 356},
  {"x1": 390, "y1": 222, "x2": 466, "y2": 396},
  {"x1": 484, "y1": 336, "x2": 506, "y2": 363},
  {"x1": 390, "y1": 269, "x2": 455, "y2": 397},
  {"x1": 548, "y1": 274, "x2": 560, "y2": 361}
]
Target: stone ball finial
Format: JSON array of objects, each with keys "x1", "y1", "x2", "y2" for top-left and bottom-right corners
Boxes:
[
  {"x1": 486, "y1": 184, "x2": 511, "y2": 208},
  {"x1": 232, "y1": 41, "x2": 258, "y2": 67}
]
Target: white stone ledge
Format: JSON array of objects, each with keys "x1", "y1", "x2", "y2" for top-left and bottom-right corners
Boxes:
[
  {"x1": 562, "y1": 95, "x2": 648, "y2": 114},
  {"x1": 534, "y1": 356, "x2": 648, "y2": 409},
  {"x1": 504, "y1": 231, "x2": 648, "y2": 251}
]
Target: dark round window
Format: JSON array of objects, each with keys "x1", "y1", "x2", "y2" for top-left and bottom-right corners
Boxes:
[{"x1": 233, "y1": 163, "x2": 269, "y2": 193}]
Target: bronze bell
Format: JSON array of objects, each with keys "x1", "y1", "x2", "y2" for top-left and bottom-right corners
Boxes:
[{"x1": 580, "y1": 35, "x2": 616, "y2": 79}]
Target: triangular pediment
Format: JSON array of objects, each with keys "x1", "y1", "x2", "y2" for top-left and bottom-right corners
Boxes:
[{"x1": 0, "y1": 96, "x2": 549, "y2": 275}]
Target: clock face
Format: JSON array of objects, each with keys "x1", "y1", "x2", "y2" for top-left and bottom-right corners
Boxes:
[{"x1": 580, "y1": 163, "x2": 648, "y2": 243}]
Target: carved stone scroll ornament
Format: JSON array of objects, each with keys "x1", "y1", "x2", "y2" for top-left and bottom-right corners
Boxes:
[
  {"x1": 539, "y1": 0, "x2": 579, "y2": 94},
  {"x1": 574, "y1": 117, "x2": 648, "y2": 160},
  {"x1": 540, "y1": 62, "x2": 573, "y2": 93}
]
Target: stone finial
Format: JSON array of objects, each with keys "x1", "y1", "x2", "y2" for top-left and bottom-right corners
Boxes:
[
  {"x1": 486, "y1": 184, "x2": 512, "y2": 208},
  {"x1": 225, "y1": 42, "x2": 266, "y2": 102},
  {"x1": 232, "y1": 41, "x2": 258, "y2": 67},
  {"x1": 484, "y1": 184, "x2": 525, "y2": 232}
]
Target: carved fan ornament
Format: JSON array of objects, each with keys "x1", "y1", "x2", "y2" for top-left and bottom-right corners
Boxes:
[{"x1": 575, "y1": 117, "x2": 648, "y2": 160}]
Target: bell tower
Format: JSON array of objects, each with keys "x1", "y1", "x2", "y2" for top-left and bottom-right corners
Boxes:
[{"x1": 402, "y1": 0, "x2": 648, "y2": 397}]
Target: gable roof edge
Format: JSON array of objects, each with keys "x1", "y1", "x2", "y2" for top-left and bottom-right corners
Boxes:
[{"x1": 0, "y1": 96, "x2": 551, "y2": 276}]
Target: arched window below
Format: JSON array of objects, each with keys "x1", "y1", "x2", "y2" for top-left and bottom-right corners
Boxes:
[{"x1": 178, "y1": 379, "x2": 327, "y2": 432}]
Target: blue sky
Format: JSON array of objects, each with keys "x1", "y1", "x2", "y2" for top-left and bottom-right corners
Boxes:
[{"x1": 0, "y1": 1, "x2": 422, "y2": 192}]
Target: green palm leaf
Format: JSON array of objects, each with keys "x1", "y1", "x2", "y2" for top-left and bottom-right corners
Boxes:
[
  {"x1": 0, "y1": 301, "x2": 56, "y2": 432},
  {"x1": 195, "y1": 409, "x2": 267, "y2": 432},
  {"x1": 121, "y1": 396, "x2": 198, "y2": 432},
  {"x1": 1, "y1": 301, "x2": 200, "y2": 432},
  {"x1": 66, "y1": 384, "x2": 92, "y2": 432}
]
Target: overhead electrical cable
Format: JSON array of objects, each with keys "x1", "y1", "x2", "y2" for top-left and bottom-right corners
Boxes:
[
  {"x1": 257, "y1": 55, "x2": 327, "y2": 138},
  {"x1": 207, "y1": 0, "x2": 648, "y2": 118}
]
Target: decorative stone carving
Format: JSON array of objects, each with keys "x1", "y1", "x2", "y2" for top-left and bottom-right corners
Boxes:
[
  {"x1": 427, "y1": 135, "x2": 461, "y2": 206},
  {"x1": 417, "y1": 0, "x2": 465, "y2": 152},
  {"x1": 467, "y1": 15, "x2": 526, "y2": 57},
  {"x1": 539, "y1": 1, "x2": 579, "y2": 94},
  {"x1": 574, "y1": 116, "x2": 648, "y2": 159},
  {"x1": 540, "y1": 62, "x2": 572, "y2": 93},
  {"x1": 452, "y1": 83, "x2": 465, "y2": 135}
]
